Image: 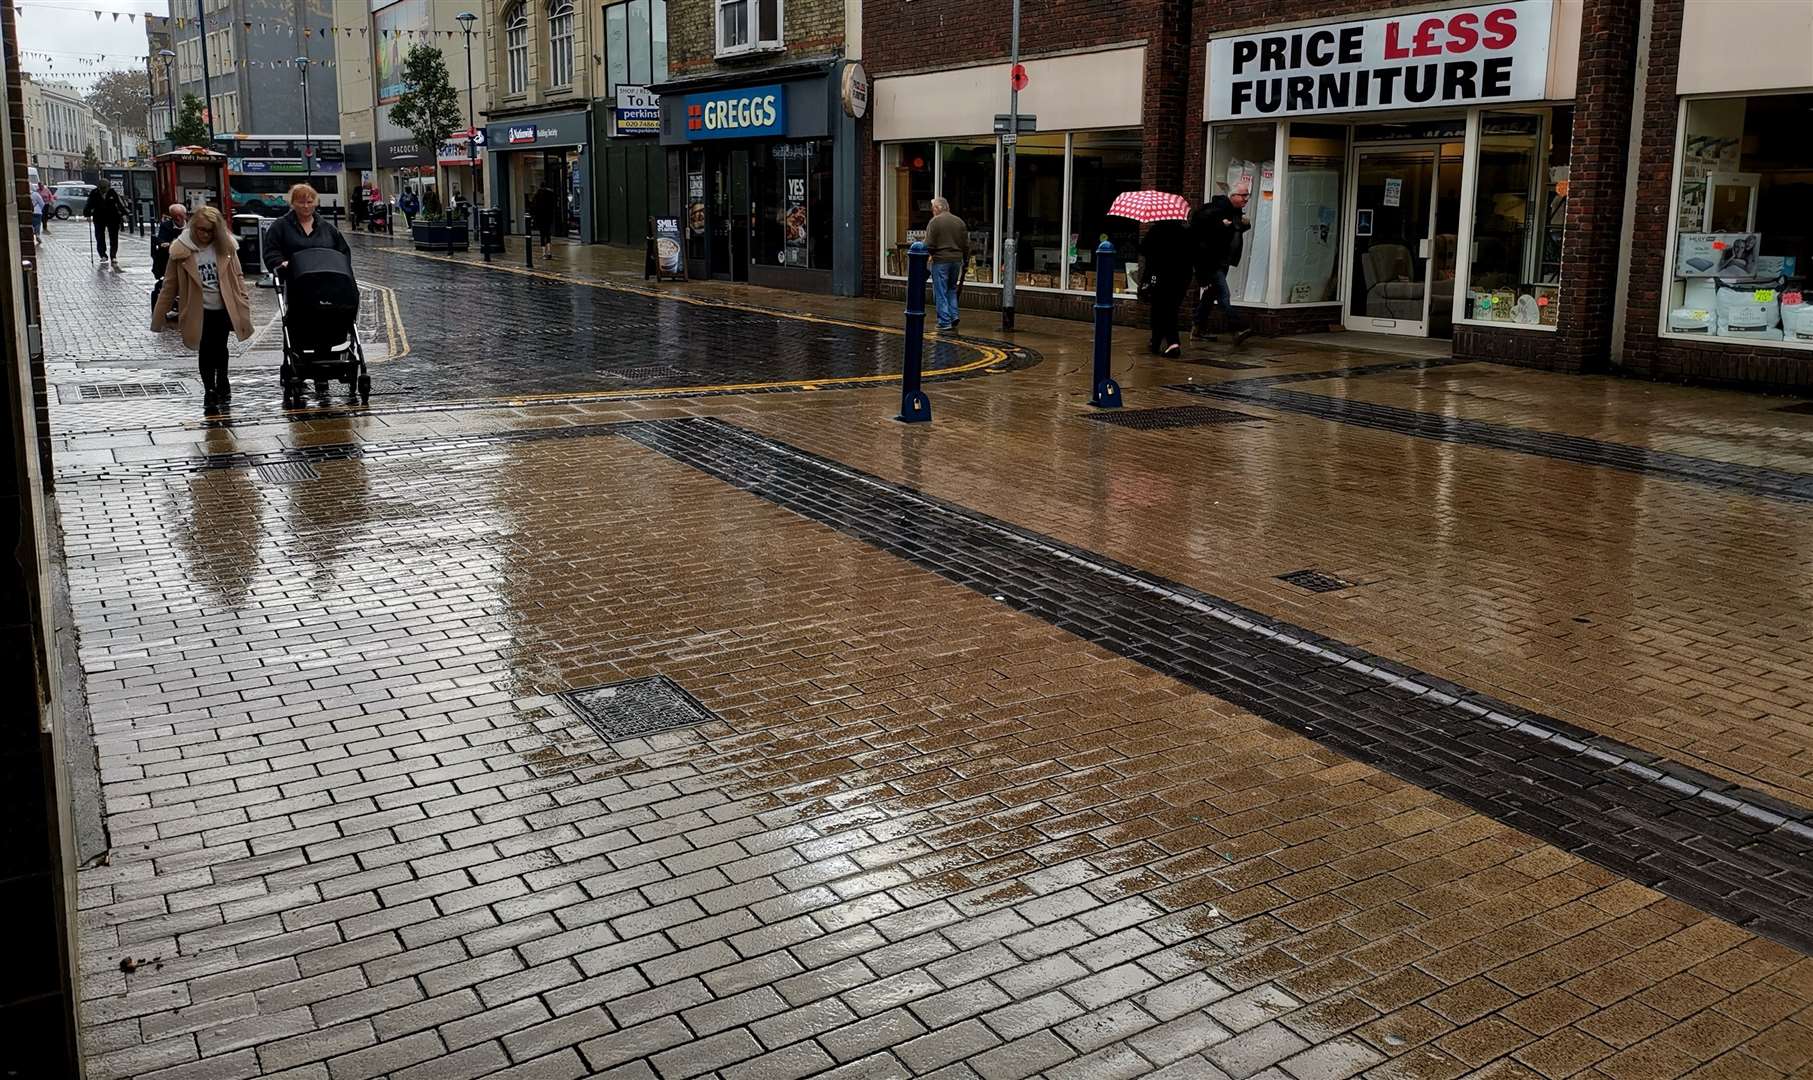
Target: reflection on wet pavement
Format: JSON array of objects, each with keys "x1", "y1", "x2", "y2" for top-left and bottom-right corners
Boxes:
[{"x1": 51, "y1": 233, "x2": 1813, "y2": 1080}]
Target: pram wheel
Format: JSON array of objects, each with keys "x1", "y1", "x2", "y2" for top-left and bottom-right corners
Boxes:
[
  {"x1": 314, "y1": 379, "x2": 328, "y2": 394},
  {"x1": 357, "y1": 374, "x2": 371, "y2": 404}
]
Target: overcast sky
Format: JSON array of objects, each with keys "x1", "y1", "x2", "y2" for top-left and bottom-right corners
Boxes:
[{"x1": 13, "y1": 0, "x2": 161, "y2": 89}]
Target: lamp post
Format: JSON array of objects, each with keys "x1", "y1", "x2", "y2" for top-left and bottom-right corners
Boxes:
[
  {"x1": 456, "y1": 11, "x2": 479, "y2": 232},
  {"x1": 195, "y1": 0, "x2": 214, "y2": 141},
  {"x1": 156, "y1": 49, "x2": 176, "y2": 152},
  {"x1": 1000, "y1": 0, "x2": 1021, "y2": 331},
  {"x1": 295, "y1": 56, "x2": 314, "y2": 194}
]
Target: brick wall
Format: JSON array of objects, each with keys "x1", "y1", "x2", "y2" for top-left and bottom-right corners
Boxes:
[
  {"x1": 1616, "y1": 0, "x2": 1813, "y2": 392},
  {"x1": 667, "y1": 0, "x2": 846, "y2": 79}
]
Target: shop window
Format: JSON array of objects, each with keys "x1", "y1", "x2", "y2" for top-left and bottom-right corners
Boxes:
[
  {"x1": 548, "y1": 0, "x2": 576, "y2": 88},
  {"x1": 941, "y1": 139, "x2": 997, "y2": 285},
  {"x1": 1010, "y1": 133, "x2": 1068, "y2": 289},
  {"x1": 883, "y1": 142, "x2": 935, "y2": 278},
  {"x1": 1464, "y1": 110, "x2": 1567, "y2": 327},
  {"x1": 504, "y1": 3, "x2": 528, "y2": 94},
  {"x1": 717, "y1": 0, "x2": 780, "y2": 56},
  {"x1": 1067, "y1": 130, "x2": 1141, "y2": 295},
  {"x1": 1666, "y1": 94, "x2": 1813, "y2": 344},
  {"x1": 1282, "y1": 122, "x2": 1345, "y2": 305},
  {"x1": 753, "y1": 141, "x2": 832, "y2": 270},
  {"x1": 1209, "y1": 123, "x2": 1275, "y2": 305}
]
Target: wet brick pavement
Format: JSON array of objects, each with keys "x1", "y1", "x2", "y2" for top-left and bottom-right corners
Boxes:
[{"x1": 43, "y1": 239, "x2": 1813, "y2": 1079}]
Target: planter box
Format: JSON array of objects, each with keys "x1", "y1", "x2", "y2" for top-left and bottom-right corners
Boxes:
[{"x1": 411, "y1": 221, "x2": 469, "y2": 252}]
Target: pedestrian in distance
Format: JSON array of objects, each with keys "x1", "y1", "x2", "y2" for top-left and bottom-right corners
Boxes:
[
  {"x1": 151, "y1": 202, "x2": 188, "y2": 315},
  {"x1": 531, "y1": 179, "x2": 558, "y2": 260},
  {"x1": 1139, "y1": 217, "x2": 1194, "y2": 358},
  {"x1": 38, "y1": 183, "x2": 54, "y2": 234},
  {"x1": 398, "y1": 188, "x2": 420, "y2": 228},
  {"x1": 29, "y1": 184, "x2": 43, "y2": 237},
  {"x1": 150, "y1": 205, "x2": 254, "y2": 411},
  {"x1": 262, "y1": 183, "x2": 351, "y2": 279},
  {"x1": 926, "y1": 197, "x2": 969, "y2": 333},
  {"x1": 1190, "y1": 185, "x2": 1253, "y2": 344},
  {"x1": 86, "y1": 178, "x2": 129, "y2": 271}
]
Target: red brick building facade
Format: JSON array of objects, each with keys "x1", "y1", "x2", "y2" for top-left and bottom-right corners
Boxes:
[{"x1": 861, "y1": 0, "x2": 1813, "y2": 391}]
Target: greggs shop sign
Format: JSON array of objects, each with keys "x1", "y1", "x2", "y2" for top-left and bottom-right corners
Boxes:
[
  {"x1": 681, "y1": 85, "x2": 786, "y2": 140},
  {"x1": 1207, "y1": 1, "x2": 1553, "y2": 120}
]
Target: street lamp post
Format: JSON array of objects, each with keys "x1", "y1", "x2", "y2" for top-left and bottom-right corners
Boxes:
[
  {"x1": 295, "y1": 56, "x2": 314, "y2": 195},
  {"x1": 156, "y1": 49, "x2": 176, "y2": 152},
  {"x1": 1001, "y1": 0, "x2": 1021, "y2": 331},
  {"x1": 456, "y1": 11, "x2": 479, "y2": 233},
  {"x1": 195, "y1": 0, "x2": 215, "y2": 141}
]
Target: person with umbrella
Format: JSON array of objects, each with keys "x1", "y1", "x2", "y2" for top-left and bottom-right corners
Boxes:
[{"x1": 1110, "y1": 190, "x2": 1195, "y2": 358}]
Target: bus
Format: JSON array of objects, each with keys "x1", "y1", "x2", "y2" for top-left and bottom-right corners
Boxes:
[{"x1": 214, "y1": 135, "x2": 344, "y2": 217}]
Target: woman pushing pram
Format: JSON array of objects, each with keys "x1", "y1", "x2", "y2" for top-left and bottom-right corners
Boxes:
[{"x1": 262, "y1": 183, "x2": 370, "y2": 403}]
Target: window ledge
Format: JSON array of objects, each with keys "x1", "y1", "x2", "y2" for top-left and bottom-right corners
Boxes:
[
  {"x1": 1456, "y1": 319, "x2": 1558, "y2": 332},
  {"x1": 715, "y1": 43, "x2": 786, "y2": 61},
  {"x1": 1661, "y1": 329, "x2": 1813, "y2": 352}
]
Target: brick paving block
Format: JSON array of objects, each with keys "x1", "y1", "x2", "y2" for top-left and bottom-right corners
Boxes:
[
  {"x1": 775, "y1": 956, "x2": 873, "y2": 1007},
  {"x1": 1211, "y1": 983, "x2": 1305, "y2": 1033},
  {"x1": 544, "y1": 966, "x2": 652, "y2": 1017},
  {"x1": 418, "y1": 949, "x2": 524, "y2": 998},
  {"x1": 1042, "y1": 1040, "x2": 1155, "y2": 1080},
  {"x1": 579, "y1": 1016, "x2": 694, "y2": 1072},
  {"x1": 139, "y1": 994, "x2": 260, "y2": 1043},
  {"x1": 812, "y1": 1052, "x2": 913, "y2": 1080},
  {"x1": 1204, "y1": 1020, "x2": 1311, "y2": 1079},
  {"x1": 1129, "y1": 1012, "x2": 1235, "y2": 1066},
  {"x1": 475, "y1": 957, "x2": 584, "y2": 1008},
  {"x1": 818, "y1": 1006, "x2": 930, "y2": 1063},
  {"x1": 438, "y1": 995, "x2": 551, "y2": 1051},
  {"x1": 197, "y1": 1006, "x2": 319, "y2": 1057},
  {"x1": 371, "y1": 989, "x2": 483, "y2": 1041},
  {"x1": 1055, "y1": 999, "x2": 1159, "y2": 1054},
  {"x1": 256, "y1": 1020, "x2": 378, "y2": 1073},
  {"x1": 1066, "y1": 961, "x2": 1165, "y2": 1010},
  {"x1": 684, "y1": 985, "x2": 789, "y2": 1035},
  {"x1": 895, "y1": 1017, "x2": 1003, "y2": 1073},
  {"x1": 388, "y1": 1040, "x2": 510, "y2": 1080},
  {"x1": 323, "y1": 1028, "x2": 446, "y2": 1080},
  {"x1": 969, "y1": 1029, "x2": 1077, "y2": 1080},
  {"x1": 85, "y1": 1034, "x2": 198, "y2": 1080},
  {"x1": 840, "y1": 969, "x2": 943, "y2": 1018},
  {"x1": 501, "y1": 1005, "x2": 617, "y2": 1061},
  {"x1": 606, "y1": 975, "x2": 712, "y2": 1027},
  {"x1": 307, "y1": 977, "x2": 425, "y2": 1028},
  {"x1": 721, "y1": 1040, "x2": 839, "y2": 1080},
  {"x1": 134, "y1": 1048, "x2": 262, "y2": 1080},
  {"x1": 650, "y1": 1028, "x2": 764, "y2": 1079}
]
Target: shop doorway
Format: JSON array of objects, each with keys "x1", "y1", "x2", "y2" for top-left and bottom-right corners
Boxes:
[{"x1": 1343, "y1": 142, "x2": 1463, "y2": 337}]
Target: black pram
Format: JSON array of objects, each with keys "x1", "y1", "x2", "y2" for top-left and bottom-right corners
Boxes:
[{"x1": 278, "y1": 246, "x2": 371, "y2": 403}]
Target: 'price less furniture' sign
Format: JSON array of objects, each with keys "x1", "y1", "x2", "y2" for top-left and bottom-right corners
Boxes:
[{"x1": 1207, "y1": 1, "x2": 1553, "y2": 120}]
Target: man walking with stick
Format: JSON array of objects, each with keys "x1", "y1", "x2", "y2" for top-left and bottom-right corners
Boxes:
[{"x1": 927, "y1": 197, "x2": 969, "y2": 334}]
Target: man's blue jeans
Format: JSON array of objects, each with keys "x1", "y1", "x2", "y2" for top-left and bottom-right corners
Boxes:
[
  {"x1": 930, "y1": 261, "x2": 962, "y2": 327},
  {"x1": 1195, "y1": 268, "x2": 1242, "y2": 332}
]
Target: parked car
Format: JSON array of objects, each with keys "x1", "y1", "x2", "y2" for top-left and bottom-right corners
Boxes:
[{"x1": 51, "y1": 181, "x2": 94, "y2": 219}]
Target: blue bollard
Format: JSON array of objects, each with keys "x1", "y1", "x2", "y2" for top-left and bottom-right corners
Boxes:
[
  {"x1": 1090, "y1": 240, "x2": 1123, "y2": 408},
  {"x1": 898, "y1": 241, "x2": 932, "y2": 423}
]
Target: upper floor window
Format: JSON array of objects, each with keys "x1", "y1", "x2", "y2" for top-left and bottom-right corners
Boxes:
[
  {"x1": 548, "y1": 0, "x2": 576, "y2": 87},
  {"x1": 505, "y1": 3, "x2": 529, "y2": 94},
  {"x1": 716, "y1": 0, "x2": 780, "y2": 58},
  {"x1": 603, "y1": 0, "x2": 666, "y2": 99}
]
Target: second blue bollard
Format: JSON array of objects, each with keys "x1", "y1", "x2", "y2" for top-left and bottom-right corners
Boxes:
[
  {"x1": 1090, "y1": 240, "x2": 1123, "y2": 408},
  {"x1": 898, "y1": 241, "x2": 932, "y2": 423}
]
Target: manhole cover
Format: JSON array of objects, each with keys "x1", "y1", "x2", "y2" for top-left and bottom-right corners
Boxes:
[
  {"x1": 1277, "y1": 569, "x2": 1355, "y2": 594},
  {"x1": 67, "y1": 381, "x2": 188, "y2": 401},
  {"x1": 1085, "y1": 405, "x2": 1264, "y2": 430},
  {"x1": 561, "y1": 676, "x2": 719, "y2": 741},
  {"x1": 254, "y1": 460, "x2": 321, "y2": 484}
]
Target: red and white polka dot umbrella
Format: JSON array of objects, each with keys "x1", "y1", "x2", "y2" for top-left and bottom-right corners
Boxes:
[{"x1": 1106, "y1": 190, "x2": 1193, "y2": 223}]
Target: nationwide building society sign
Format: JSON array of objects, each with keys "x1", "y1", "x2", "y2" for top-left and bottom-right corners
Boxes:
[{"x1": 1206, "y1": 1, "x2": 1553, "y2": 120}]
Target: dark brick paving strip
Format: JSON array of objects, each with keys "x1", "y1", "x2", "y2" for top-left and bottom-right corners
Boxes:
[
  {"x1": 612, "y1": 416, "x2": 1813, "y2": 955},
  {"x1": 1175, "y1": 361, "x2": 1813, "y2": 504}
]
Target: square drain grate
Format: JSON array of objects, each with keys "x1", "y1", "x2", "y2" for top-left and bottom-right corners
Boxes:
[
  {"x1": 254, "y1": 460, "x2": 321, "y2": 484},
  {"x1": 1084, "y1": 405, "x2": 1264, "y2": 430},
  {"x1": 70, "y1": 381, "x2": 188, "y2": 402},
  {"x1": 562, "y1": 676, "x2": 719, "y2": 742},
  {"x1": 1278, "y1": 569, "x2": 1356, "y2": 593}
]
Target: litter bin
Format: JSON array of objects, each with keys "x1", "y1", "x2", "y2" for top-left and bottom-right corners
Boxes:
[{"x1": 478, "y1": 209, "x2": 505, "y2": 255}]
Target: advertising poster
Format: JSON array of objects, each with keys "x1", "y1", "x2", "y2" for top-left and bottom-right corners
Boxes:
[
  {"x1": 373, "y1": 0, "x2": 428, "y2": 105},
  {"x1": 784, "y1": 176, "x2": 807, "y2": 267},
  {"x1": 652, "y1": 218, "x2": 685, "y2": 279}
]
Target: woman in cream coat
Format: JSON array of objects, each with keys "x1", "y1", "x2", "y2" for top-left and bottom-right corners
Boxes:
[{"x1": 151, "y1": 205, "x2": 254, "y2": 409}]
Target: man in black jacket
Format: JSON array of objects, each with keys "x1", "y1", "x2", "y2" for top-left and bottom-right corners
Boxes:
[
  {"x1": 1190, "y1": 188, "x2": 1253, "y2": 343},
  {"x1": 150, "y1": 203, "x2": 187, "y2": 314},
  {"x1": 85, "y1": 179, "x2": 129, "y2": 271}
]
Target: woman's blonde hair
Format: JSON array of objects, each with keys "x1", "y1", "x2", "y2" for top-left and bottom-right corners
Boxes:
[
  {"x1": 288, "y1": 183, "x2": 319, "y2": 205},
  {"x1": 186, "y1": 205, "x2": 239, "y2": 254}
]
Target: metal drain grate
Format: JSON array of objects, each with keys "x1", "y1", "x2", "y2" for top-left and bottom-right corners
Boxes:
[
  {"x1": 1187, "y1": 359, "x2": 1264, "y2": 371},
  {"x1": 1277, "y1": 569, "x2": 1355, "y2": 593},
  {"x1": 1776, "y1": 402, "x2": 1813, "y2": 415},
  {"x1": 562, "y1": 676, "x2": 719, "y2": 741},
  {"x1": 71, "y1": 382, "x2": 188, "y2": 401},
  {"x1": 1084, "y1": 405, "x2": 1264, "y2": 430},
  {"x1": 254, "y1": 460, "x2": 321, "y2": 484}
]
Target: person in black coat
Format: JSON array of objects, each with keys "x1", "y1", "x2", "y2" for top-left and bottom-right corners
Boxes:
[
  {"x1": 85, "y1": 179, "x2": 130, "y2": 270},
  {"x1": 151, "y1": 203, "x2": 188, "y2": 313},
  {"x1": 531, "y1": 180, "x2": 558, "y2": 259},
  {"x1": 262, "y1": 183, "x2": 351, "y2": 278},
  {"x1": 1139, "y1": 218, "x2": 1195, "y2": 357},
  {"x1": 1190, "y1": 189, "x2": 1253, "y2": 342}
]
